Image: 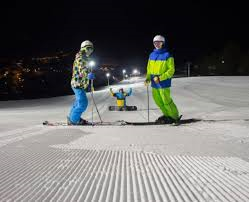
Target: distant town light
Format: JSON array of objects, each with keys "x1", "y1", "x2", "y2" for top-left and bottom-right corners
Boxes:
[
  {"x1": 4, "y1": 71, "x2": 9, "y2": 76},
  {"x1": 133, "y1": 69, "x2": 138, "y2": 74}
]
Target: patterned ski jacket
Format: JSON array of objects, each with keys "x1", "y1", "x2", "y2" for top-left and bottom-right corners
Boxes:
[
  {"x1": 71, "y1": 51, "x2": 90, "y2": 89},
  {"x1": 146, "y1": 48, "x2": 175, "y2": 89}
]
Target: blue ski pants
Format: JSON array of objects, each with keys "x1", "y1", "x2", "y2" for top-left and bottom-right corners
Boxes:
[{"x1": 69, "y1": 87, "x2": 88, "y2": 124}]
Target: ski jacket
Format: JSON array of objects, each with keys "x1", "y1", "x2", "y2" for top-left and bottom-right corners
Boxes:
[
  {"x1": 146, "y1": 48, "x2": 175, "y2": 89},
  {"x1": 110, "y1": 88, "x2": 132, "y2": 107},
  {"x1": 71, "y1": 51, "x2": 90, "y2": 89}
]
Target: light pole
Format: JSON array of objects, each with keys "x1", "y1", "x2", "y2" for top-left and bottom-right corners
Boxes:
[
  {"x1": 187, "y1": 62, "x2": 191, "y2": 77},
  {"x1": 122, "y1": 69, "x2": 126, "y2": 80},
  {"x1": 88, "y1": 60, "x2": 95, "y2": 90},
  {"x1": 88, "y1": 60, "x2": 103, "y2": 123},
  {"x1": 106, "y1": 73, "x2": 110, "y2": 86}
]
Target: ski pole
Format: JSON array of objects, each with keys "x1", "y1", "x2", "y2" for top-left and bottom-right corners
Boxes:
[
  {"x1": 90, "y1": 70, "x2": 103, "y2": 124},
  {"x1": 146, "y1": 85, "x2": 150, "y2": 122},
  {"x1": 91, "y1": 79, "x2": 94, "y2": 125}
]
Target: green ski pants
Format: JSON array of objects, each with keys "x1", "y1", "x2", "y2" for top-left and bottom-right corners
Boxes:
[{"x1": 152, "y1": 87, "x2": 179, "y2": 120}]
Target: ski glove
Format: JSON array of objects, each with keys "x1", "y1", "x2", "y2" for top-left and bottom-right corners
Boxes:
[
  {"x1": 88, "y1": 72, "x2": 95, "y2": 80},
  {"x1": 153, "y1": 76, "x2": 160, "y2": 84},
  {"x1": 144, "y1": 79, "x2": 150, "y2": 86}
]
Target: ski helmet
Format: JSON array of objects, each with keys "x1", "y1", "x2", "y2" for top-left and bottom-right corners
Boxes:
[
  {"x1": 153, "y1": 35, "x2": 165, "y2": 43},
  {"x1": 81, "y1": 40, "x2": 93, "y2": 49},
  {"x1": 119, "y1": 88, "x2": 124, "y2": 92},
  {"x1": 81, "y1": 40, "x2": 94, "y2": 56}
]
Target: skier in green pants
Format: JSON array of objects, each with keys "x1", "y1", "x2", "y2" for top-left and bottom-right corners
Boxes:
[{"x1": 145, "y1": 35, "x2": 181, "y2": 124}]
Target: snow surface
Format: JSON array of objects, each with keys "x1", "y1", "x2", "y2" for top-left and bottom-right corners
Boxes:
[{"x1": 0, "y1": 76, "x2": 249, "y2": 201}]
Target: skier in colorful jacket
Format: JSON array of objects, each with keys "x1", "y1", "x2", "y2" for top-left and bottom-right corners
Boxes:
[
  {"x1": 145, "y1": 35, "x2": 180, "y2": 123},
  {"x1": 68, "y1": 40, "x2": 95, "y2": 125},
  {"x1": 110, "y1": 88, "x2": 132, "y2": 107}
]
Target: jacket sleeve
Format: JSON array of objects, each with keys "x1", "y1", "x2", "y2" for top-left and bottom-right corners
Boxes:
[
  {"x1": 126, "y1": 88, "x2": 132, "y2": 96},
  {"x1": 76, "y1": 52, "x2": 89, "y2": 80},
  {"x1": 110, "y1": 89, "x2": 116, "y2": 97},
  {"x1": 145, "y1": 58, "x2": 151, "y2": 81},
  {"x1": 159, "y1": 57, "x2": 175, "y2": 80}
]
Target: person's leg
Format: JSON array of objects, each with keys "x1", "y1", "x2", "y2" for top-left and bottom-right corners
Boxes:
[
  {"x1": 159, "y1": 88, "x2": 179, "y2": 120},
  {"x1": 117, "y1": 99, "x2": 125, "y2": 107},
  {"x1": 69, "y1": 88, "x2": 88, "y2": 124},
  {"x1": 152, "y1": 88, "x2": 165, "y2": 117},
  {"x1": 69, "y1": 94, "x2": 77, "y2": 118}
]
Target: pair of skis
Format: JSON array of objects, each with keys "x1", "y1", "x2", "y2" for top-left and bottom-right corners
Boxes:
[
  {"x1": 44, "y1": 117, "x2": 219, "y2": 127},
  {"x1": 43, "y1": 119, "x2": 183, "y2": 127}
]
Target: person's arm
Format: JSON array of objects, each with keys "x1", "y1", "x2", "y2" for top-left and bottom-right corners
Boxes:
[
  {"x1": 126, "y1": 88, "x2": 132, "y2": 96},
  {"x1": 145, "y1": 58, "x2": 151, "y2": 82},
  {"x1": 76, "y1": 52, "x2": 88, "y2": 79},
  {"x1": 159, "y1": 57, "x2": 175, "y2": 81},
  {"x1": 110, "y1": 88, "x2": 116, "y2": 97}
]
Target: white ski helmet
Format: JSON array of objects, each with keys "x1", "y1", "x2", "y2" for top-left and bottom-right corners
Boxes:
[
  {"x1": 81, "y1": 40, "x2": 93, "y2": 49},
  {"x1": 153, "y1": 35, "x2": 165, "y2": 43}
]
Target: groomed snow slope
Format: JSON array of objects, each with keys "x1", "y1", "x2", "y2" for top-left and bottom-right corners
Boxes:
[{"x1": 0, "y1": 76, "x2": 249, "y2": 201}]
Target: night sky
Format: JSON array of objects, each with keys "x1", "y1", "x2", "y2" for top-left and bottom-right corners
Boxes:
[{"x1": 0, "y1": 0, "x2": 248, "y2": 67}]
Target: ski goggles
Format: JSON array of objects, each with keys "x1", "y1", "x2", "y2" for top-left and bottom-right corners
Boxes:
[
  {"x1": 84, "y1": 46, "x2": 94, "y2": 56},
  {"x1": 85, "y1": 46, "x2": 94, "y2": 51},
  {"x1": 81, "y1": 46, "x2": 94, "y2": 51},
  {"x1": 153, "y1": 41, "x2": 164, "y2": 46}
]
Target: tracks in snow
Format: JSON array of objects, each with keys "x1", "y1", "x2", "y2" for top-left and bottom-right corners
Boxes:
[{"x1": 1, "y1": 147, "x2": 249, "y2": 201}]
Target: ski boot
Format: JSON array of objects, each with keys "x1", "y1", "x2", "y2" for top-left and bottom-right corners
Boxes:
[
  {"x1": 155, "y1": 116, "x2": 174, "y2": 124},
  {"x1": 67, "y1": 117, "x2": 89, "y2": 125},
  {"x1": 171, "y1": 115, "x2": 183, "y2": 126}
]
